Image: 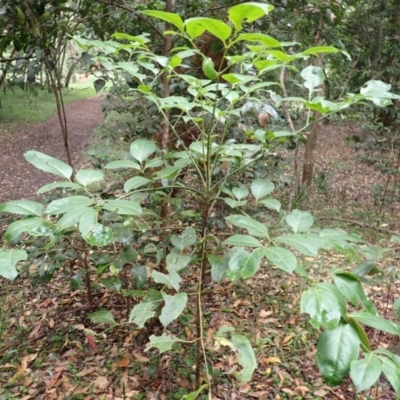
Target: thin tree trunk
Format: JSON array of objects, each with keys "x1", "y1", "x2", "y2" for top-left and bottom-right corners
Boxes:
[{"x1": 302, "y1": 120, "x2": 320, "y2": 189}]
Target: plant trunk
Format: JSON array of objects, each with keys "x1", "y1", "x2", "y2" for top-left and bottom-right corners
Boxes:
[{"x1": 302, "y1": 120, "x2": 320, "y2": 189}]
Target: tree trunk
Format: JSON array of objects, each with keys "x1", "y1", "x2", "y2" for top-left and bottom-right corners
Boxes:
[{"x1": 302, "y1": 120, "x2": 320, "y2": 189}]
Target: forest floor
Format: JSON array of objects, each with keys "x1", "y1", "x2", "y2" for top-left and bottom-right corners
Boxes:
[{"x1": 0, "y1": 103, "x2": 400, "y2": 399}]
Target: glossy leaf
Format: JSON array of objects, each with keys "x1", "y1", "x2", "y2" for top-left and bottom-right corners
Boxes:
[
  {"x1": 185, "y1": 17, "x2": 231, "y2": 42},
  {"x1": 0, "y1": 249, "x2": 27, "y2": 280},
  {"x1": 88, "y1": 309, "x2": 115, "y2": 325},
  {"x1": 228, "y1": 2, "x2": 274, "y2": 32},
  {"x1": 251, "y1": 179, "x2": 274, "y2": 201},
  {"x1": 159, "y1": 292, "x2": 188, "y2": 328},
  {"x1": 380, "y1": 356, "x2": 400, "y2": 396},
  {"x1": 4, "y1": 217, "x2": 46, "y2": 242},
  {"x1": 102, "y1": 199, "x2": 142, "y2": 215},
  {"x1": 263, "y1": 246, "x2": 297, "y2": 273},
  {"x1": 24, "y1": 150, "x2": 72, "y2": 179},
  {"x1": 231, "y1": 334, "x2": 257, "y2": 383},
  {"x1": 79, "y1": 208, "x2": 98, "y2": 236},
  {"x1": 141, "y1": 10, "x2": 184, "y2": 31},
  {"x1": 82, "y1": 223, "x2": 113, "y2": 247},
  {"x1": 170, "y1": 226, "x2": 197, "y2": 251},
  {"x1": 104, "y1": 160, "x2": 141, "y2": 170},
  {"x1": 228, "y1": 248, "x2": 263, "y2": 280},
  {"x1": 130, "y1": 139, "x2": 156, "y2": 163},
  {"x1": 317, "y1": 323, "x2": 360, "y2": 385},
  {"x1": 301, "y1": 283, "x2": 346, "y2": 329},
  {"x1": 46, "y1": 196, "x2": 94, "y2": 215},
  {"x1": 275, "y1": 233, "x2": 320, "y2": 256},
  {"x1": 348, "y1": 317, "x2": 372, "y2": 352},
  {"x1": 223, "y1": 235, "x2": 263, "y2": 248},
  {"x1": 0, "y1": 200, "x2": 43, "y2": 217},
  {"x1": 351, "y1": 311, "x2": 400, "y2": 336},
  {"x1": 286, "y1": 210, "x2": 314, "y2": 233},
  {"x1": 37, "y1": 182, "x2": 81, "y2": 194},
  {"x1": 124, "y1": 176, "x2": 151, "y2": 192},
  {"x1": 350, "y1": 353, "x2": 382, "y2": 392},
  {"x1": 225, "y1": 215, "x2": 269, "y2": 238},
  {"x1": 56, "y1": 206, "x2": 93, "y2": 231},
  {"x1": 75, "y1": 169, "x2": 104, "y2": 187}
]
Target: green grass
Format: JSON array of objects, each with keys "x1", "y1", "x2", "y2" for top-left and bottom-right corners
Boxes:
[{"x1": 0, "y1": 78, "x2": 97, "y2": 124}]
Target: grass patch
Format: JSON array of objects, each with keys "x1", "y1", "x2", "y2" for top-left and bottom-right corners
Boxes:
[{"x1": 0, "y1": 79, "x2": 97, "y2": 124}]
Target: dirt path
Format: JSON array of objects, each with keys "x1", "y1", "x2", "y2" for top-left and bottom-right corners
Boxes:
[{"x1": 0, "y1": 96, "x2": 104, "y2": 203}]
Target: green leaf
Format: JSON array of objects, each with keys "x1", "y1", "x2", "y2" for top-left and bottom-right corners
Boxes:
[
  {"x1": 124, "y1": 176, "x2": 151, "y2": 192},
  {"x1": 231, "y1": 334, "x2": 257, "y2": 383},
  {"x1": 56, "y1": 206, "x2": 93, "y2": 231},
  {"x1": 263, "y1": 246, "x2": 297, "y2": 273},
  {"x1": 46, "y1": 196, "x2": 94, "y2": 215},
  {"x1": 37, "y1": 182, "x2": 82, "y2": 194},
  {"x1": 351, "y1": 311, "x2": 400, "y2": 336},
  {"x1": 350, "y1": 353, "x2": 382, "y2": 392},
  {"x1": 286, "y1": 210, "x2": 314, "y2": 233},
  {"x1": 0, "y1": 200, "x2": 43, "y2": 217},
  {"x1": 141, "y1": 10, "x2": 184, "y2": 31},
  {"x1": 302, "y1": 46, "x2": 339, "y2": 56},
  {"x1": 223, "y1": 235, "x2": 263, "y2": 248},
  {"x1": 4, "y1": 217, "x2": 47, "y2": 242},
  {"x1": 232, "y1": 186, "x2": 249, "y2": 200},
  {"x1": 228, "y1": 248, "x2": 263, "y2": 280},
  {"x1": 319, "y1": 229, "x2": 360, "y2": 250},
  {"x1": 353, "y1": 260, "x2": 379, "y2": 277},
  {"x1": 235, "y1": 33, "x2": 280, "y2": 47},
  {"x1": 166, "y1": 253, "x2": 191, "y2": 272},
  {"x1": 153, "y1": 166, "x2": 182, "y2": 179},
  {"x1": 275, "y1": 233, "x2": 320, "y2": 256},
  {"x1": 104, "y1": 160, "x2": 141, "y2": 170},
  {"x1": 75, "y1": 169, "x2": 104, "y2": 187},
  {"x1": 181, "y1": 385, "x2": 208, "y2": 400},
  {"x1": 88, "y1": 309, "x2": 115, "y2": 324},
  {"x1": 24, "y1": 150, "x2": 72, "y2": 179},
  {"x1": 224, "y1": 198, "x2": 247, "y2": 209},
  {"x1": 152, "y1": 270, "x2": 181, "y2": 291},
  {"x1": 130, "y1": 139, "x2": 156, "y2": 163},
  {"x1": 301, "y1": 283, "x2": 346, "y2": 329},
  {"x1": 145, "y1": 158, "x2": 164, "y2": 170},
  {"x1": 102, "y1": 199, "x2": 142, "y2": 215},
  {"x1": 348, "y1": 317, "x2": 372, "y2": 352},
  {"x1": 145, "y1": 333, "x2": 183, "y2": 353},
  {"x1": 317, "y1": 323, "x2": 360, "y2": 385},
  {"x1": 129, "y1": 302, "x2": 158, "y2": 328},
  {"x1": 225, "y1": 215, "x2": 269, "y2": 238},
  {"x1": 185, "y1": 17, "x2": 231, "y2": 42},
  {"x1": 0, "y1": 249, "x2": 27, "y2": 280},
  {"x1": 301, "y1": 66, "x2": 325, "y2": 92},
  {"x1": 159, "y1": 292, "x2": 188, "y2": 328},
  {"x1": 131, "y1": 266, "x2": 147, "y2": 289},
  {"x1": 82, "y1": 223, "x2": 113, "y2": 247},
  {"x1": 380, "y1": 355, "x2": 400, "y2": 395},
  {"x1": 228, "y1": 2, "x2": 274, "y2": 32},
  {"x1": 209, "y1": 254, "x2": 229, "y2": 283},
  {"x1": 251, "y1": 179, "x2": 274, "y2": 201},
  {"x1": 333, "y1": 272, "x2": 377, "y2": 314},
  {"x1": 170, "y1": 226, "x2": 197, "y2": 251},
  {"x1": 260, "y1": 198, "x2": 281, "y2": 212},
  {"x1": 79, "y1": 208, "x2": 98, "y2": 236}
]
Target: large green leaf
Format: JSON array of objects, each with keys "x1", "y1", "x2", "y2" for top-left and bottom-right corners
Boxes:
[
  {"x1": 251, "y1": 179, "x2": 274, "y2": 201},
  {"x1": 235, "y1": 33, "x2": 280, "y2": 48},
  {"x1": 79, "y1": 208, "x2": 98, "y2": 236},
  {"x1": 0, "y1": 200, "x2": 43, "y2": 217},
  {"x1": 319, "y1": 228, "x2": 360, "y2": 250},
  {"x1": 170, "y1": 226, "x2": 197, "y2": 251},
  {"x1": 301, "y1": 283, "x2": 346, "y2": 329},
  {"x1": 223, "y1": 235, "x2": 263, "y2": 248},
  {"x1": 4, "y1": 217, "x2": 47, "y2": 242},
  {"x1": 152, "y1": 270, "x2": 181, "y2": 291},
  {"x1": 129, "y1": 302, "x2": 157, "y2": 328},
  {"x1": 0, "y1": 249, "x2": 27, "y2": 280},
  {"x1": 56, "y1": 206, "x2": 93, "y2": 231},
  {"x1": 209, "y1": 254, "x2": 229, "y2": 283},
  {"x1": 166, "y1": 253, "x2": 191, "y2": 272},
  {"x1": 351, "y1": 311, "x2": 400, "y2": 336},
  {"x1": 286, "y1": 210, "x2": 314, "y2": 233},
  {"x1": 225, "y1": 215, "x2": 269, "y2": 238},
  {"x1": 301, "y1": 66, "x2": 325, "y2": 92},
  {"x1": 333, "y1": 272, "x2": 377, "y2": 314},
  {"x1": 348, "y1": 317, "x2": 372, "y2": 352},
  {"x1": 275, "y1": 233, "x2": 320, "y2": 256},
  {"x1": 46, "y1": 196, "x2": 94, "y2": 215},
  {"x1": 75, "y1": 169, "x2": 104, "y2": 187},
  {"x1": 102, "y1": 199, "x2": 142, "y2": 215},
  {"x1": 159, "y1": 292, "x2": 188, "y2": 328},
  {"x1": 88, "y1": 309, "x2": 115, "y2": 325},
  {"x1": 228, "y1": 2, "x2": 274, "y2": 32},
  {"x1": 317, "y1": 323, "x2": 360, "y2": 385},
  {"x1": 141, "y1": 10, "x2": 184, "y2": 31},
  {"x1": 124, "y1": 176, "x2": 151, "y2": 192},
  {"x1": 350, "y1": 353, "x2": 382, "y2": 392},
  {"x1": 24, "y1": 150, "x2": 72, "y2": 179},
  {"x1": 231, "y1": 334, "x2": 257, "y2": 383},
  {"x1": 104, "y1": 160, "x2": 141, "y2": 170},
  {"x1": 185, "y1": 17, "x2": 231, "y2": 41},
  {"x1": 145, "y1": 333, "x2": 183, "y2": 353},
  {"x1": 260, "y1": 198, "x2": 281, "y2": 212},
  {"x1": 232, "y1": 186, "x2": 249, "y2": 200},
  {"x1": 228, "y1": 248, "x2": 263, "y2": 280},
  {"x1": 37, "y1": 182, "x2": 82, "y2": 194},
  {"x1": 263, "y1": 246, "x2": 297, "y2": 273},
  {"x1": 380, "y1": 356, "x2": 400, "y2": 396},
  {"x1": 82, "y1": 223, "x2": 113, "y2": 247},
  {"x1": 130, "y1": 139, "x2": 156, "y2": 163}
]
